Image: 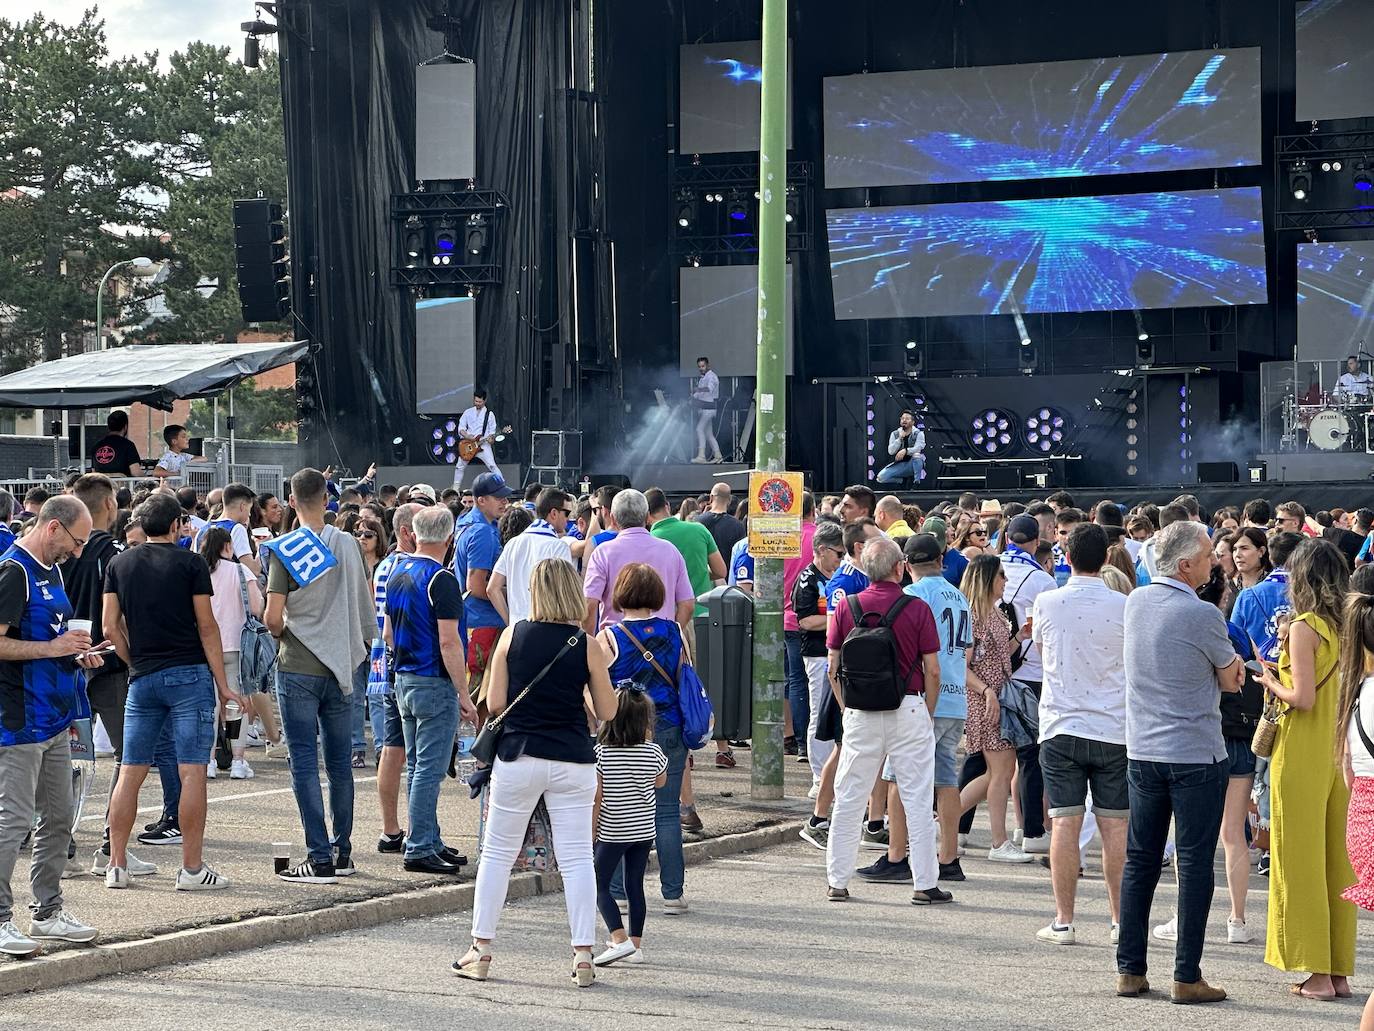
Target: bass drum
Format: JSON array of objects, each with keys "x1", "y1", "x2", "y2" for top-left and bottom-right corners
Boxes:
[{"x1": 1308, "y1": 408, "x2": 1352, "y2": 451}]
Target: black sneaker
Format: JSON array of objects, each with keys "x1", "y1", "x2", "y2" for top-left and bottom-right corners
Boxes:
[
  {"x1": 939, "y1": 859, "x2": 966, "y2": 882},
  {"x1": 912, "y1": 887, "x2": 955, "y2": 905},
  {"x1": 278, "y1": 859, "x2": 337, "y2": 884},
  {"x1": 137, "y1": 820, "x2": 183, "y2": 846},
  {"x1": 857, "y1": 855, "x2": 912, "y2": 882},
  {"x1": 377, "y1": 832, "x2": 405, "y2": 854},
  {"x1": 334, "y1": 850, "x2": 356, "y2": 877},
  {"x1": 1257, "y1": 851, "x2": 1270, "y2": 877}
]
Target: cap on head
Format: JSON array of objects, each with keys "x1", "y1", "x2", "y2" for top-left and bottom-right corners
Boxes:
[
  {"x1": 903, "y1": 532, "x2": 943, "y2": 566},
  {"x1": 472, "y1": 472, "x2": 513, "y2": 499},
  {"x1": 919, "y1": 516, "x2": 946, "y2": 540},
  {"x1": 1007, "y1": 514, "x2": 1041, "y2": 544},
  {"x1": 408, "y1": 483, "x2": 437, "y2": 505}
]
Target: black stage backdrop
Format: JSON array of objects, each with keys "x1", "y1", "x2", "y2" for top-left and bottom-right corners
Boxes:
[{"x1": 281, "y1": 0, "x2": 1305, "y2": 482}]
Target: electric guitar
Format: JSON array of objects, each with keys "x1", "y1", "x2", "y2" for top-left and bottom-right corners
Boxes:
[{"x1": 458, "y1": 424, "x2": 512, "y2": 462}]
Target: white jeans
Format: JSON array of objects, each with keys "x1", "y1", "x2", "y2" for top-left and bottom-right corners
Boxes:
[
  {"x1": 471, "y1": 756, "x2": 597, "y2": 946},
  {"x1": 803, "y1": 655, "x2": 833, "y2": 783},
  {"x1": 453, "y1": 445, "x2": 500, "y2": 486},
  {"x1": 694, "y1": 408, "x2": 721, "y2": 459},
  {"x1": 826, "y1": 696, "x2": 937, "y2": 891}
]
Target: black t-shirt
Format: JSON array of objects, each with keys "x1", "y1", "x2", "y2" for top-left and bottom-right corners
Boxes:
[
  {"x1": 104, "y1": 543, "x2": 212, "y2": 677},
  {"x1": 696, "y1": 511, "x2": 746, "y2": 558},
  {"x1": 90, "y1": 433, "x2": 142, "y2": 477},
  {"x1": 791, "y1": 562, "x2": 830, "y2": 657},
  {"x1": 59, "y1": 530, "x2": 125, "y2": 674}
]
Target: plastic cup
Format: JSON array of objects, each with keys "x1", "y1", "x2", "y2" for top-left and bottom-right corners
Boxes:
[
  {"x1": 67, "y1": 619, "x2": 92, "y2": 636},
  {"x1": 224, "y1": 700, "x2": 242, "y2": 721},
  {"x1": 273, "y1": 842, "x2": 291, "y2": 875}
]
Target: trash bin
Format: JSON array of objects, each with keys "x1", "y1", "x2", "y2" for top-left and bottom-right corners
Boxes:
[{"x1": 694, "y1": 585, "x2": 753, "y2": 742}]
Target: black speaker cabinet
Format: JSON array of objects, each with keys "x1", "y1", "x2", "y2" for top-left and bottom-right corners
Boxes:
[
  {"x1": 1197, "y1": 461, "x2": 1238, "y2": 484},
  {"x1": 986, "y1": 466, "x2": 1020, "y2": 490}
]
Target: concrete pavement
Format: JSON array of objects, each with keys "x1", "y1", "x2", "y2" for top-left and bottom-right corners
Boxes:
[{"x1": 1, "y1": 837, "x2": 1368, "y2": 1030}]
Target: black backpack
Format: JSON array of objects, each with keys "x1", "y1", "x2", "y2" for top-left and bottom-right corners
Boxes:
[{"x1": 839, "y1": 594, "x2": 916, "y2": 711}]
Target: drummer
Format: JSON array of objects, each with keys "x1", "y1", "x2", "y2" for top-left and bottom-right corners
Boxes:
[{"x1": 1336, "y1": 355, "x2": 1372, "y2": 403}]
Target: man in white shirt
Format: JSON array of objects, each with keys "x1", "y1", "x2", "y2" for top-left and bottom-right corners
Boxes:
[
  {"x1": 876, "y1": 410, "x2": 926, "y2": 484},
  {"x1": 488, "y1": 487, "x2": 575, "y2": 624},
  {"x1": 194, "y1": 482, "x2": 262, "y2": 577},
  {"x1": 690, "y1": 356, "x2": 722, "y2": 465},
  {"x1": 999, "y1": 514, "x2": 1059, "y2": 855},
  {"x1": 1336, "y1": 355, "x2": 1372, "y2": 401},
  {"x1": 152, "y1": 424, "x2": 204, "y2": 480},
  {"x1": 452, "y1": 390, "x2": 502, "y2": 487},
  {"x1": 1030, "y1": 523, "x2": 1128, "y2": 946}
]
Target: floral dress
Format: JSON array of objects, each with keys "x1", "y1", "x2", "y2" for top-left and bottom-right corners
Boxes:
[{"x1": 965, "y1": 608, "x2": 1014, "y2": 753}]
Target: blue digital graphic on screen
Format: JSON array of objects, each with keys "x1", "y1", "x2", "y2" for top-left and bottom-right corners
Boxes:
[
  {"x1": 1297, "y1": 0, "x2": 1374, "y2": 121},
  {"x1": 828, "y1": 187, "x2": 1268, "y2": 320},
  {"x1": 680, "y1": 41, "x2": 792, "y2": 154},
  {"x1": 1297, "y1": 242, "x2": 1374, "y2": 362},
  {"x1": 825, "y1": 48, "x2": 1261, "y2": 188}
]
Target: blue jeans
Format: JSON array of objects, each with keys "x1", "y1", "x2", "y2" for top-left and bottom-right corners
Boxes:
[
  {"x1": 276, "y1": 671, "x2": 355, "y2": 865},
  {"x1": 155, "y1": 729, "x2": 181, "y2": 824},
  {"x1": 611, "y1": 719, "x2": 688, "y2": 901},
  {"x1": 369, "y1": 690, "x2": 388, "y2": 750},
  {"x1": 784, "y1": 632, "x2": 809, "y2": 753},
  {"x1": 876, "y1": 456, "x2": 924, "y2": 484},
  {"x1": 350, "y1": 661, "x2": 368, "y2": 754},
  {"x1": 1116, "y1": 758, "x2": 1227, "y2": 984},
  {"x1": 394, "y1": 673, "x2": 460, "y2": 860}
]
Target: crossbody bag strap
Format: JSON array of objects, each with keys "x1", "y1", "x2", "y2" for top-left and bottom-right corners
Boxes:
[
  {"x1": 1356, "y1": 691, "x2": 1374, "y2": 760},
  {"x1": 238, "y1": 563, "x2": 252, "y2": 621},
  {"x1": 617, "y1": 621, "x2": 676, "y2": 691},
  {"x1": 485, "y1": 627, "x2": 584, "y2": 732}
]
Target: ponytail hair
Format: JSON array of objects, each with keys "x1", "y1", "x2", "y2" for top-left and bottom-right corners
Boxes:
[{"x1": 1336, "y1": 566, "x2": 1374, "y2": 761}]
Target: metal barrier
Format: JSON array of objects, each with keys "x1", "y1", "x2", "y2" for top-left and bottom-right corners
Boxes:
[{"x1": 0, "y1": 459, "x2": 285, "y2": 499}]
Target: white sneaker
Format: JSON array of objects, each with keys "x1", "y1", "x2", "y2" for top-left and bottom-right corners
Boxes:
[
  {"x1": 690, "y1": 455, "x2": 708, "y2": 464},
  {"x1": 245, "y1": 721, "x2": 265, "y2": 746},
  {"x1": 176, "y1": 865, "x2": 230, "y2": 891},
  {"x1": 1153, "y1": 915, "x2": 1178, "y2": 941},
  {"x1": 1012, "y1": 828, "x2": 1024, "y2": 847},
  {"x1": 1227, "y1": 917, "x2": 1253, "y2": 944},
  {"x1": 1111, "y1": 922, "x2": 1120, "y2": 945},
  {"x1": 807, "y1": 783, "x2": 819, "y2": 800},
  {"x1": 29, "y1": 910, "x2": 98, "y2": 944},
  {"x1": 230, "y1": 758, "x2": 254, "y2": 780},
  {"x1": 987, "y1": 840, "x2": 1034, "y2": 864},
  {"x1": 1022, "y1": 834, "x2": 1050, "y2": 854},
  {"x1": 105, "y1": 866, "x2": 129, "y2": 890},
  {"x1": 662, "y1": 896, "x2": 688, "y2": 916},
  {"x1": 0, "y1": 920, "x2": 39, "y2": 957},
  {"x1": 61, "y1": 854, "x2": 88, "y2": 879},
  {"x1": 593, "y1": 939, "x2": 640, "y2": 966},
  {"x1": 206, "y1": 762, "x2": 217, "y2": 779},
  {"x1": 1036, "y1": 922, "x2": 1075, "y2": 945},
  {"x1": 91, "y1": 849, "x2": 158, "y2": 877},
  {"x1": 958, "y1": 833, "x2": 969, "y2": 850}
]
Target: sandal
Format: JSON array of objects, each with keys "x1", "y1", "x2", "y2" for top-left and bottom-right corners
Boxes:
[
  {"x1": 351, "y1": 751, "x2": 367, "y2": 769},
  {"x1": 572, "y1": 948, "x2": 595, "y2": 988},
  {"x1": 453, "y1": 941, "x2": 492, "y2": 981},
  {"x1": 1289, "y1": 983, "x2": 1336, "y2": 1001}
]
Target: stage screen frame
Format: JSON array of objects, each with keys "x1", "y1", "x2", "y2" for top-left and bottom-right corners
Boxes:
[
  {"x1": 1296, "y1": 0, "x2": 1374, "y2": 122},
  {"x1": 678, "y1": 264, "x2": 794, "y2": 377},
  {"x1": 680, "y1": 40, "x2": 793, "y2": 155},
  {"x1": 1297, "y1": 241, "x2": 1374, "y2": 363}
]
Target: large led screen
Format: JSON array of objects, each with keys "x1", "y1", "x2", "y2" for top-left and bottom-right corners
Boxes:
[
  {"x1": 1298, "y1": 242, "x2": 1374, "y2": 362},
  {"x1": 680, "y1": 41, "x2": 792, "y2": 154},
  {"x1": 1297, "y1": 0, "x2": 1374, "y2": 121},
  {"x1": 414, "y1": 296, "x2": 475, "y2": 415},
  {"x1": 825, "y1": 48, "x2": 1261, "y2": 188},
  {"x1": 679, "y1": 264, "x2": 794, "y2": 377},
  {"x1": 828, "y1": 187, "x2": 1268, "y2": 320}
]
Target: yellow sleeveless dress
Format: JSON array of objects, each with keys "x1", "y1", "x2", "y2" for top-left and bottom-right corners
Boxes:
[{"x1": 1265, "y1": 612, "x2": 1356, "y2": 975}]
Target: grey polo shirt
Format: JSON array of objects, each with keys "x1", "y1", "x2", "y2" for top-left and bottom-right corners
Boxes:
[{"x1": 1123, "y1": 577, "x2": 1236, "y2": 765}]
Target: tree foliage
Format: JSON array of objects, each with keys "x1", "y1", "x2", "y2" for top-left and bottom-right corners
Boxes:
[{"x1": 187, "y1": 377, "x2": 297, "y2": 442}]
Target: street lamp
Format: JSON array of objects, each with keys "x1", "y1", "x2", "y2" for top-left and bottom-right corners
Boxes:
[{"x1": 95, "y1": 256, "x2": 155, "y2": 351}]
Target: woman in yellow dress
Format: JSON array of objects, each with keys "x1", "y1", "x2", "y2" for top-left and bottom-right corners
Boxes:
[{"x1": 1257, "y1": 537, "x2": 1354, "y2": 1000}]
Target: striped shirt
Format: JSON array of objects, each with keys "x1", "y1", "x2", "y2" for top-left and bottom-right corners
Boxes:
[{"x1": 595, "y1": 741, "x2": 667, "y2": 843}]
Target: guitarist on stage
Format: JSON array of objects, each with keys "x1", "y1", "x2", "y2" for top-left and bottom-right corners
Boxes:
[{"x1": 453, "y1": 389, "x2": 505, "y2": 487}]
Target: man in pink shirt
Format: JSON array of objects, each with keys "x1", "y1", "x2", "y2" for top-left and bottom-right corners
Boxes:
[
  {"x1": 783, "y1": 493, "x2": 818, "y2": 756},
  {"x1": 583, "y1": 488, "x2": 694, "y2": 632}
]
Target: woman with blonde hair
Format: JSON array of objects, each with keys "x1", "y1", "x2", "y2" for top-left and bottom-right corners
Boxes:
[
  {"x1": 1256, "y1": 538, "x2": 1355, "y2": 1000},
  {"x1": 456, "y1": 558, "x2": 618, "y2": 987}
]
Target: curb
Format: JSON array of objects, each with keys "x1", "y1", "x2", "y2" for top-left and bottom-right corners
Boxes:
[{"x1": 0, "y1": 819, "x2": 802, "y2": 998}]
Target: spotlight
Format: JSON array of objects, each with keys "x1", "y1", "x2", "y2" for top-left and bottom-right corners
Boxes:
[
  {"x1": 403, "y1": 216, "x2": 425, "y2": 268},
  {"x1": 785, "y1": 187, "x2": 799, "y2": 225},
  {"x1": 1136, "y1": 334, "x2": 1155, "y2": 368},
  {"x1": 904, "y1": 340, "x2": 917, "y2": 350},
  {"x1": 1132, "y1": 309, "x2": 1148, "y2": 342},
  {"x1": 1023, "y1": 406, "x2": 1071, "y2": 455},
  {"x1": 390, "y1": 435, "x2": 408, "y2": 464},
  {"x1": 465, "y1": 214, "x2": 488, "y2": 258},
  {"x1": 431, "y1": 221, "x2": 457, "y2": 266},
  {"x1": 968, "y1": 407, "x2": 1017, "y2": 457},
  {"x1": 675, "y1": 189, "x2": 697, "y2": 230},
  {"x1": 1289, "y1": 160, "x2": 1311, "y2": 201},
  {"x1": 686, "y1": 254, "x2": 702, "y2": 268},
  {"x1": 726, "y1": 190, "x2": 749, "y2": 223},
  {"x1": 904, "y1": 339, "x2": 923, "y2": 376},
  {"x1": 430, "y1": 418, "x2": 461, "y2": 465},
  {"x1": 1356, "y1": 161, "x2": 1372, "y2": 193}
]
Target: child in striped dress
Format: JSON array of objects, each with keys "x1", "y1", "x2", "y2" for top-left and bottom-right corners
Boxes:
[{"x1": 592, "y1": 688, "x2": 667, "y2": 967}]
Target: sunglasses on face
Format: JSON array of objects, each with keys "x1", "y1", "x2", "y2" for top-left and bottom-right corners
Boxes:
[{"x1": 355, "y1": 530, "x2": 376, "y2": 539}]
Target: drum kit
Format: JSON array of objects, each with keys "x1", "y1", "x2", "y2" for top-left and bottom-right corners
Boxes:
[{"x1": 1291, "y1": 391, "x2": 1373, "y2": 452}]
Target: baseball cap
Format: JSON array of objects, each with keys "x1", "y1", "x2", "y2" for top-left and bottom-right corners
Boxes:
[
  {"x1": 919, "y1": 516, "x2": 947, "y2": 540},
  {"x1": 408, "y1": 483, "x2": 437, "y2": 505},
  {"x1": 1007, "y1": 514, "x2": 1041, "y2": 543},
  {"x1": 903, "y1": 532, "x2": 943, "y2": 565},
  {"x1": 472, "y1": 472, "x2": 513, "y2": 499}
]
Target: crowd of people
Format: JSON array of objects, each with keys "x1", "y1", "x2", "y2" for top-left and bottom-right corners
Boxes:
[{"x1": 1, "y1": 466, "x2": 1373, "y2": 1013}]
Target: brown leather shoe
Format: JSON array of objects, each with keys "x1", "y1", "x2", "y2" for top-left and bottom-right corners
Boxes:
[
  {"x1": 1116, "y1": 974, "x2": 1151, "y2": 997},
  {"x1": 1171, "y1": 978, "x2": 1227, "y2": 1004}
]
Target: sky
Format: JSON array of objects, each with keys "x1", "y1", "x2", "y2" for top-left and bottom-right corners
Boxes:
[{"x1": 8, "y1": 1, "x2": 271, "y2": 64}]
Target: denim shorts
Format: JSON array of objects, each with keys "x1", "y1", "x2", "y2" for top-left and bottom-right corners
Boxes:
[
  {"x1": 1225, "y1": 736, "x2": 1257, "y2": 779},
  {"x1": 1040, "y1": 733, "x2": 1130, "y2": 818},
  {"x1": 122, "y1": 663, "x2": 216, "y2": 766},
  {"x1": 931, "y1": 716, "x2": 965, "y2": 788},
  {"x1": 381, "y1": 692, "x2": 405, "y2": 749}
]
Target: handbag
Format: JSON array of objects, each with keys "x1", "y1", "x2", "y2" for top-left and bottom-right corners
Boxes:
[
  {"x1": 236, "y1": 566, "x2": 277, "y2": 691},
  {"x1": 1252, "y1": 654, "x2": 1336, "y2": 759},
  {"x1": 470, "y1": 628, "x2": 583, "y2": 765}
]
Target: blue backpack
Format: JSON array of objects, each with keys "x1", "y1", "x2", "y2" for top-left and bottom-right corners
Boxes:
[{"x1": 618, "y1": 622, "x2": 715, "y2": 750}]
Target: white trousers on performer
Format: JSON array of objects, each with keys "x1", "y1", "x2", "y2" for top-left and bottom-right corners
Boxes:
[
  {"x1": 826, "y1": 696, "x2": 937, "y2": 892},
  {"x1": 803, "y1": 655, "x2": 833, "y2": 784},
  {"x1": 453, "y1": 444, "x2": 500, "y2": 486},
  {"x1": 695, "y1": 409, "x2": 721, "y2": 460}
]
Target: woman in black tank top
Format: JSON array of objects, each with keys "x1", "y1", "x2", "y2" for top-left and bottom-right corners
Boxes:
[{"x1": 457, "y1": 558, "x2": 617, "y2": 987}]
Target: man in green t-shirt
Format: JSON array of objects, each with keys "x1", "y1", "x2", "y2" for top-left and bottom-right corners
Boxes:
[{"x1": 645, "y1": 487, "x2": 735, "y2": 788}]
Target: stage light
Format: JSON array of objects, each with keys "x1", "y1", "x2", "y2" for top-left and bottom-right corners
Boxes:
[
  {"x1": 431, "y1": 221, "x2": 457, "y2": 267},
  {"x1": 726, "y1": 191, "x2": 749, "y2": 223},
  {"x1": 675, "y1": 189, "x2": 697, "y2": 230},
  {"x1": 1136, "y1": 334, "x2": 1154, "y2": 368},
  {"x1": 1356, "y1": 161, "x2": 1372, "y2": 193},
  {"x1": 905, "y1": 340, "x2": 917, "y2": 350},
  {"x1": 785, "y1": 187, "x2": 799, "y2": 225},
  {"x1": 686, "y1": 254, "x2": 702, "y2": 268},
  {"x1": 430, "y1": 419, "x2": 461, "y2": 465},
  {"x1": 1024, "y1": 406, "x2": 1071, "y2": 455},
  {"x1": 969, "y1": 408, "x2": 1016, "y2": 457},
  {"x1": 1133, "y1": 309, "x2": 1148, "y2": 342},
  {"x1": 1289, "y1": 161, "x2": 1310, "y2": 201},
  {"x1": 465, "y1": 214, "x2": 488, "y2": 258},
  {"x1": 403, "y1": 217, "x2": 425, "y2": 268},
  {"x1": 390, "y1": 436, "x2": 408, "y2": 464}
]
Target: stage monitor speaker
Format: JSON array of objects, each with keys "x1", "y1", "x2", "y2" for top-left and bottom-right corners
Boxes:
[
  {"x1": 416, "y1": 62, "x2": 476, "y2": 182},
  {"x1": 531, "y1": 431, "x2": 582, "y2": 469},
  {"x1": 1198, "y1": 461, "x2": 1239, "y2": 483},
  {"x1": 986, "y1": 466, "x2": 1020, "y2": 490},
  {"x1": 415, "y1": 296, "x2": 476, "y2": 415}
]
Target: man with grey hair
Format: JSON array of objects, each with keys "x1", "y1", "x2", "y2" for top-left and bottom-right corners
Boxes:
[
  {"x1": 822, "y1": 536, "x2": 946, "y2": 905},
  {"x1": 384, "y1": 505, "x2": 476, "y2": 876},
  {"x1": 1115, "y1": 519, "x2": 1244, "y2": 1004},
  {"x1": 582, "y1": 488, "x2": 694, "y2": 632}
]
